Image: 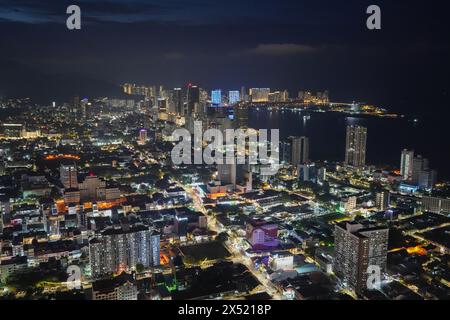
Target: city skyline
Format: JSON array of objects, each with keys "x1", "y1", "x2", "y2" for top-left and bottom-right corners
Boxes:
[
  {"x1": 0, "y1": 0, "x2": 449, "y2": 117},
  {"x1": 0, "y1": 0, "x2": 449, "y2": 304}
]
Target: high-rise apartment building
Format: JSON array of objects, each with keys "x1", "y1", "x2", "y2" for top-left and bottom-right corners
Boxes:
[
  {"x1": 291, "y1": 136, "x2": 309, "y2": 166},
  {"x1": 60, "y1": 163, "x2": 78, "y2": 189},
  {"x1": 334, "y1": 222, "x2": 388, "y2": 293},
  {"x1": 218, "y1": 162, "x2": 237, "y2": 188},
  {"x1": 249, "y1": 88, "x2": 270, "y2": 102},
  {"x1": 138, "y1": 129, "x2": 147, "y2": 145},
  {"x1": 211, "y1": 89, "x2": 222, "y2": 106},
  {"x1": 400, "y1": 149, "x2": 414, "y2": 181},
  {"x1": 401, "y1": 150, "x2": 437, "y2": 189},
  {"x1": 174, "y1": 214, "x2": 188, "y2": 237},
  {"x1": 375, "y1": 190, "x2": 391, "y2": 211},
  {"x1": 172, "y1": 88, "x2": 183, "y2": 115},
  {"x1": 345, "y1": 125, "x2": 367, "y2": 167},
  {"x1": 89, "y1": 224, "x2": 160, "y2": 279},
  {"x1": 240, "y1": 86, "x2": 247, "y2": 102},
  {"x1": 412, "y1": 154, "x2": 428, "y2": 183},
  {"x1": 228, "y1": 91, "x2": 240, "y2": 105},
  {"x1": 186, "y1": 84, "x2": 200, "y2": 115},
  {"x1": 418, "y1": 169, "x2": 437, "y2": 190}
]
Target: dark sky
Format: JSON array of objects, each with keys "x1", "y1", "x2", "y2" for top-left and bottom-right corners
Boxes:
[{"x1": 1, "y1": 0, "x2": 449, "y2": 114}]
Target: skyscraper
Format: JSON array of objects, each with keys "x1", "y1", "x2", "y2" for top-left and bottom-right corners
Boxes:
[
  {"x1": 138, "y1": 129, "x2": 147, "y2": 145},
  {"x1": 228, "y1": 91, "x2": 240, "y2": 105},
  {"x1": 72, "y1": 96, "x2": 80, "y2": 115},
  {"x1": 412, "y1": 154, "x2": 429, "y2": 184},
  {"x1": 418, "y1": 168, "x2": 437, "y2": 189},
  {"x1": 157, "y1": 98, "x2": 167, "y2": 113},
  {"x1": 186, "y1": 84, "x2": 199, "y2": 115},
  {"x1": 174, "y1": 214, "x2": 189, "y2": 237},
  {"x1": 91, "y1": 272, "x2": 138, "y2": 300},
  {"x1": 89, "y1": 224, "x2": 160, "y2": 279},
  {"x1": 80, "y1": 98, "x2": 88, "y2": 121},
  {"x1": 279, "y1": 141, "x2": 292, "y2": 164},
  {"x1": 60, "y1": 163, "x2": 78, "y2": 189},
  {"x1": 345, "y1": 125, "x2": 367, "y2": 167},
  {"x1": 240, "y1": 86, "x2": 247, "y2": 102},
  {"x1": 218, "y1": 162, "x2": 237, "y2": 188},
  {"x1": 375, "y1": 190, "x2": 391, "y2": 211},
  {"x1": 298, "y1": 163, "x2": 317, "y2": 183},
  {"x1": 236, "y1": 164, "x2": 253, "y2": 191},
  {"x1": 172, "y1": 88, "x2": 183, "y2": 115},
  {"x1": 334, "y1": 222, "x2": 389, "y2": 293},
  {"x1": 401, "y1": 151, "x2": 437, "y2": 188},
  {"x1": 211, "y1": 89, "x2": 222, "y2": 106},
  {"x1": 291, "y1": 136, "x2": 309, "y2": 166},
  {"x1": 400, "y1": 149, "x2": 414, "y2": 181},
  {"x1": 318, "y1": 167, "x2": 327, "y2": 183},
  {"x1": 249, "y1": 88, "x2": 270, "y2": 102}
]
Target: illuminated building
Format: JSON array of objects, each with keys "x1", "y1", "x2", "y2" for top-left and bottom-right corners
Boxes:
[
  {"x1": 233, "y1": 105, "x2": 249, "y2": 129},
  {"x1": 345, "y1": 125, "x2": 367, "y2": 167},
  {"x1": 198, "y1": 216, "x2": 208, "y2": 229},
  {"x1": 0, "y1": 211, "x2": 3, "y2": 235},
  {"x1": 60, "y1": 163, "x2": 78, "y2": 189},
  {"x1": 399, "y1": 183, "x2": 419, "y2": 194},
  {"x1": 268, "y1": 90, "x2": 289, "y2": 102},
  {"x1": 174, "y1": 214, "x2": 188, "y2": 236},
  {"x1": 298, "y1": 90, "x2": 329, "y2": 104},
  {"x1": 138, "y1": 129, "x2": 147, "y2": 145},
  {"x1": 79, "y1": 174, "x2": 106, "y2": 201},
  {"x1": 81, "y1": 98, "x2": 88, "y2": 120},
  {"x1": 298, "y1": 163, "x2": 317, "y2": 183},
  {"x1": 228, "y1": 90, "x2": 240, "y2": 105},
  {"x1": 122, "y1": 83, "x2": 134, "y2": 95},
  {"x1": 1, "y1": 123, "x2": 23, "y2": 138},
  {"x1": 418, "y1": 169, "x2": 437, "y2": 189},
  {"x1": 340, "y1": 196, "x2": 357, "y2": 212},
  {"x1": 318, "y1": 167, "x2": 327, "y2": 183},
  {"x1": 236, "y1": 164, "x2": 252, "y2": 192},
  {"x1": 72, "y1": 96, "x2": 80, "y2": 114},
  {"x1": 240, "y1": 86, "x2": 247, "y2": 102},
  {"x1": 63, "y1": 188, "x2": 81, "y2": 204},
  {"x1": 212, "y1": 115, "x2": 233, "y2": 134},
  {"x1": 78, "y1": 174, "x2": 120, "y2": 202},
  {"x1": 270, "y1": 253, "x2": 294, "y2": 271},
  {"x1": 249, "y1": 88, "x2": 270, "y2": 102},
  {"x1": 211, "y1": 89, "x2": 222, "y2": 106},
  {"x1": 206, "y1": 181, "x2": 229, "y2": 197},
  {"x1": 0, "y1": 257, "x2": 28, "y2": 283},
  {"x1": 89, "y1": 224, "x2": 160, "y2": 278},
  {"x1": 186, "y1": 84, "x2": 199, "y2": 115},
  {"x1": 218, "y1": 162, "x2": 236, "y2": 189},
  {"x1": 279, "y1": 141, "x2": 292, "y2": 165},
  {"x1": 172, "y1": 88, "x2": 183, "y2": 115},
  {"x1": 412, "y1": 154, "x2": 428, "y2": 183},
  {"x1": 421, "y1": 196, "x2": 450, "y2": 214},
  {"x1": 91, "y1": 272, "x2": 138, "y2": 300},
  {"x1": 334, "y1": 222, "x2": 388, "y2": 293},
  {"x1": 409, "y1": 154, "x2": 437, "y2": 189},
  {"x1": 157, "y1": 98, "x2": 168, "y2": 113},
  {"x1": 375, "y1": 190, "x2": 390, "y2": 211},
  {"x1": 400, "y1": 149, "x2": 414, "y2": 181},
  {"x1": 245, "y1": 220, "x2": 279, "y2": 250},
  {"x1": 291, "y1": 136, "x2": 309, "y2": 166}
]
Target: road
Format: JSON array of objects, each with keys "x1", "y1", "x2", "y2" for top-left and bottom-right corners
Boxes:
[{"x1": 185, "y1": 185, "x2": 284, "y2": 300}]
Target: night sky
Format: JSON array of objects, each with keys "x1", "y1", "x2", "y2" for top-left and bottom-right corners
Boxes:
[{"x1": 1, "y1": 0, "x2": 449, "y2": 115}]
